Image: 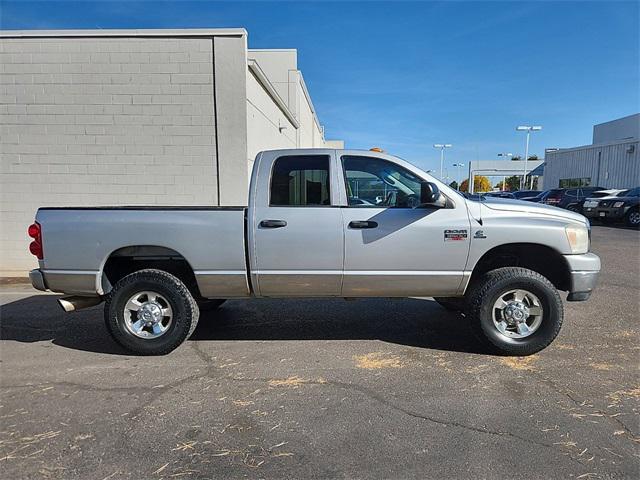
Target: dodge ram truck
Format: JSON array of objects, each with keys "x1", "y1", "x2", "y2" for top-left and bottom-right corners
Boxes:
[{"x1": 28, "y1": 149, "x2": 601, "y2": 356}]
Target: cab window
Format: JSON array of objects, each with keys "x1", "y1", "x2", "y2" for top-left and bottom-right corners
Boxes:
[
  {"x1": 342, "y1": 155, "x2": 423, "y2": 208},
  {"x1": 270, "y1": 155, "x2": 331, "y2": 206}
]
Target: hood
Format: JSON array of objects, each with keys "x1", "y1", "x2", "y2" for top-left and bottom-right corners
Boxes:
[
  {"x1": 588, "y1": 195, "x2": 620, "y2": 200},
  {"x1": 606, "y1": 195, "x2": 639, "y2": 203},
  {"x1": 476, "y1": 197, "x2": 588, "y2": 224}
]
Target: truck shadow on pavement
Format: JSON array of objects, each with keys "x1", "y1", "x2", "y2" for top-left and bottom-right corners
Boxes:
[{"x1": 0, "y1": 295, "x2": 491, "y2": 355}]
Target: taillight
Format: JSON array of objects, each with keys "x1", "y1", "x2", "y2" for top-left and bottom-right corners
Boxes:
[{"x1": 28, "y1": 222, "x2": 43, "y2": 259}]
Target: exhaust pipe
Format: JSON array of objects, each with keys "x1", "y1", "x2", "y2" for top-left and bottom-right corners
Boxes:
[{"x1": 58, "y1": 295, "x2": 103, "y2": 312}]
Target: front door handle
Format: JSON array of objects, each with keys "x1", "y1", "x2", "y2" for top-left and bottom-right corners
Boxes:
[
  {"x1": 349, "y1": 220, "x2": 378, "y2": 229},
  {"x1": 259, "y1": 219, "x2": 287, "y2": 229}
]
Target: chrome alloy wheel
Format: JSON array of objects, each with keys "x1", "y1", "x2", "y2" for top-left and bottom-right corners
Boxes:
[
  {"x1": 491, "y1": 289, "x2": 543, "y2": 339},
  {"x1": 123, "y1": 291, "x2": 173, "y2": 339},
  {"x1": 629, "y1": 211, "x2": 640, "y2": 225}
]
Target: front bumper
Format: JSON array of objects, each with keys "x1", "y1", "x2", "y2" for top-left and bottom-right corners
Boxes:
[
  {"x1": 563, "y1": 253, "x2": 601, "y2": 301},
  {"x1": 583, "y1": 205, "x2": 626, "y2": 220}
]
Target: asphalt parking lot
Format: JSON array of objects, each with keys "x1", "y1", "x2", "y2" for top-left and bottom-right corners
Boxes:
[{"x1": 1, "y1": 225, "x2": 638, "y2": 479}]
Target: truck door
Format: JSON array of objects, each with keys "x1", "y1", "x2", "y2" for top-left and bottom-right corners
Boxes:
[
  {"x1": 338, "y1": 153, "x2": 471, "y2": 297},
  {"x1": 250, "y1": 152, "x2": 344, "y2": 296}
]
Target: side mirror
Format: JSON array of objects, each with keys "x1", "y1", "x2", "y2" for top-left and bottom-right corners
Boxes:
[{"x1": 420, "y1": 181, "x2": 441, "y2": 204}]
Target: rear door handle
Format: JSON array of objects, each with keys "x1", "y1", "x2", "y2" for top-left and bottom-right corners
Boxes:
[
  {"x1": 348, "y1": 220, "x2": 378, "y2": 229},
  {"x1": 259, "y1": 219, "x2": 287, "y2": 228}
]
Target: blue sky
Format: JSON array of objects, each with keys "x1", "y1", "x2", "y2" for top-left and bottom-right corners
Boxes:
[{"x1": 1, "y1": 0, "x2": 638, "y2": 174}]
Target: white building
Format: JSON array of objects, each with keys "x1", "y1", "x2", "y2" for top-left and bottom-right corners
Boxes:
[
  {"x1": 0, "y1": 29, "x2": 342, "y2": 276},
  {"x1": 544, "y1": 114, "x2": 639, "y2": 189}
]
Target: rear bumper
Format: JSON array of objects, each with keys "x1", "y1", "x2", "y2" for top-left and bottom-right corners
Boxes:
[
  {"x1": 29, "y1": 269, "x2": 47, "y2": 291},
  {"x1": 29, "y1": 268, "x2": 99, "y2": 295},
  {"x1": 563, "y1": 253, "x2": 600, "y2": 301}
]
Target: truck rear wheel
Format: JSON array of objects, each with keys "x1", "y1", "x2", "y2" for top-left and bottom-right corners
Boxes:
[
  {"x1": 105, "y1": 269, "x2": 199, "y2": 355},
  {"x1": 465, "y1": 267, "x2": 563, "y2": 356}
]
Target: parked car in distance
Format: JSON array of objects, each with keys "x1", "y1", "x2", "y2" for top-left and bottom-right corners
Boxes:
[
  {"x1": 512, "y1": 190, "x2": 541, "y2": 199},
  {"x1": 485, "y1": 191, "x2": 515, "y2": 199},
  {"x1": 522, "y1": 190, "x2": 551, "y2": 203},
  {"x1": 28, "y1": 148, "x2": 601, "y2": 357},
  {"x1": 583, "y1": 187, "x2": 640, "y2": 227},
  {"x1": 543, "y1": 187, "x2": 605, "y2": 211},
  {"x1": 572, "y1": 189, "x2": 627, "y2": 215}
]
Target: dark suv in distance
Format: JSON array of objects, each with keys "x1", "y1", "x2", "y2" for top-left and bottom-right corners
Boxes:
[
  {"x1": 521, "y1": 190, "x2": 551, "y2": 202},
  {"x1": 542, "y1": 187, "x2": 605, "y2": 211},
  {"x1": 512, "y1": 190, "x2": 541, "y2": 199},
  {"x1": 583, "y1": 187, "x2": 640, "y2": 227}
]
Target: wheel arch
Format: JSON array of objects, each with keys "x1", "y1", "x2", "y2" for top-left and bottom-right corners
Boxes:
[
  {"x1": 100, "y1": 245, "x2": 200, "y2": 297},
  {"x1": 468, "y1": 243, "x2": 571, "y2": 292}
]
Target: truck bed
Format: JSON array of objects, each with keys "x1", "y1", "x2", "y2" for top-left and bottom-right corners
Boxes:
[{"x1": 35, "y1": 206, "x2": 250, "y2": 298}]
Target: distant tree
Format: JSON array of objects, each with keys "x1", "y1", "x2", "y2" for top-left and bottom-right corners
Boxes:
[
  {"x1": 511, "y1": 155, "x2": 522, "y2": 161},
  {"x1": 460, "y1": 176, "x2": 491, "y2": 193},
  {"x1": 528, "y1": 154, "x2": 538, "y2": 161},
  {"x1": 475, "y1": 176, "x2": 492, "y2": 192},
  {"x1": 449, "y1": 180, "x2": 458, "y2": 190},
  {"x1": 504, "y1": 175, "x2": 521, "y2": 191}
]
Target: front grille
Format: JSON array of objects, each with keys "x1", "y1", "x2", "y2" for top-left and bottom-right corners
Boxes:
[{"x1": 600, "y1": 201, "x2": 611, "y2": 207}]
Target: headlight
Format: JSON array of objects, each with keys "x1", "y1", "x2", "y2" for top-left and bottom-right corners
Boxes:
[
  {"x1": 613, "y1": 201, "x2": 625, "y2": 208},
  {"x1": 565, "y1": 225, "x2": 589, "y2": 254}
]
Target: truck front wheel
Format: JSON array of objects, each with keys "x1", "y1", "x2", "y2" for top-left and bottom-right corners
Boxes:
[
  {"x1": 465, "y1": 267, "x2": 563, "y2": 356},
  {"x1": 105, "y1": 269, "x2": 199, "y2": 355}
]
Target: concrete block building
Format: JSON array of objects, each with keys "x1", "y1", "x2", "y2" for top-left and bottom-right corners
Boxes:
[{"x1": 0, "y1": 29, "x2": 342, "y2": 276}]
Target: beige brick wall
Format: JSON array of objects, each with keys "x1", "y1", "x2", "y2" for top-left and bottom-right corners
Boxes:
[{"x1": 0, "y1": 37, "x2": 218, "y2": 275}]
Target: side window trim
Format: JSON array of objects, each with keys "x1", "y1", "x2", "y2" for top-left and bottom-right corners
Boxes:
[{"x1": 268, "y1": 154, "x2": 333, "y2": 207}]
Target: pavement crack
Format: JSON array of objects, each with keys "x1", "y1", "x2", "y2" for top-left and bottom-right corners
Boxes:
[
  {"x1": 328, "y1": 380, "x2": 558, "y2": 450},
  {"x1": 1, "y1": 381, "x2": 149, "y2": 394},
  {"x1": 532, "y1": 371, "x2": 640, "y2": 439},
  {"x1": 227, "y1": 376, "x2": 563, "y2": 453}
]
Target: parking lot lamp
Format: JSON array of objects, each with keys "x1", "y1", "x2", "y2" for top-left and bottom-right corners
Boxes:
[
  {"x1": 433, "y1": 144, "x2": 452, "y2": 180},
  {"x1": 516, "y1": 126, "x2": 542, "y2": 189},
  {"x1": 452, "y1": 163, "x2": 464, "y2": 190}
]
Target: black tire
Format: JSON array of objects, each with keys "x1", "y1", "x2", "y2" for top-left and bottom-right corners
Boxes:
[
  {"x1": 624, "y1": 208, "x2": 640, "y2": 228},
  {"x1": 197, "y1": 299, "x2": 226, "y2": 311},
  {"x1": 465, "y1": 267, "x2": 563, "y2": 356},
  {"x1": 105, "y1": 269, "x2": 199, "y2": 355},
  {"x1": 434, "y1": 297, "x2": 466, "y2": 312}
]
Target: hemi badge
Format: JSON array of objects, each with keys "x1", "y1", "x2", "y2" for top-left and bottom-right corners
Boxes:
[{"x1": 444, "y1": 229, "x2": 468, "y2": 241}]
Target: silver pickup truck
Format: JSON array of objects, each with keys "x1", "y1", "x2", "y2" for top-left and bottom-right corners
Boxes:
[{"x1": 28, "y1": 149, "x2": 600, "y2": 356}]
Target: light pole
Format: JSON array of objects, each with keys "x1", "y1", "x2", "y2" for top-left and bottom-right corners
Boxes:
[
  {"x1": 433, "y1": 144, "x2": 452, "y2": 180},
  {"x1": 516, "y1": 126, "x2": 542, "y2": 189},
  {"x1": 452, "y1": 163, "x2": 464, "y2": 190},
  {"x1": 497, "y1": 153, "x2": 512, "y2": 190}
]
